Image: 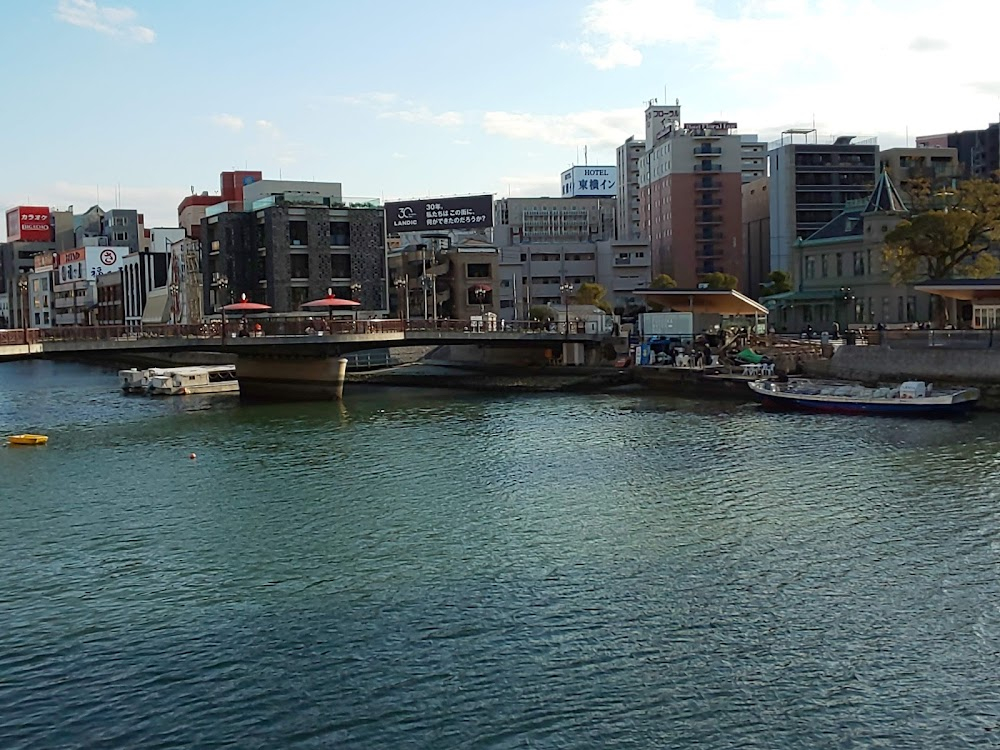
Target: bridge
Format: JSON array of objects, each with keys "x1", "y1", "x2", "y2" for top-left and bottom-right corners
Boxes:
[{"x1": 0, "y1": 319, "x2": 607, "y2": 400}]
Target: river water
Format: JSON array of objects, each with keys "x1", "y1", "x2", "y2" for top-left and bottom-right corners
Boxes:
[{"x1": 2, "y1": 360, "x2": 1000, "y2": 749}]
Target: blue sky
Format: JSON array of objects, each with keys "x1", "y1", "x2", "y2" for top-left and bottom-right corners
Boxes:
[{"x1": 3, "y1": 0, "x2": 999, "y2": 227}]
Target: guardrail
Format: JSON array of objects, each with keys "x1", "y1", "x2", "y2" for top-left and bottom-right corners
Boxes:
[{"x1": 1, "y1": 319, "x2": 598, "y2": 347}]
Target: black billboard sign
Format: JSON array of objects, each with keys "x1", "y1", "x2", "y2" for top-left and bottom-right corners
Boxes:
[{"x1": 385, "y1": 194, "x2": 493, "y2": 233}]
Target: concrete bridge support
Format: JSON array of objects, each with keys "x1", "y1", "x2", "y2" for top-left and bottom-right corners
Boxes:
[{"x1": 236, "y1": 356, "x2": 349, "y2": 401}]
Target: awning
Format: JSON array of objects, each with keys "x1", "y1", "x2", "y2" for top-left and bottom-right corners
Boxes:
[
  {"x1": 633, "y1": 288, "x2": 768, "y2": 315},
  {"x1": 141, "y1": 288, "x2": 170, "y2": 324},
  {"x1": 914, "y1": 278, "x2": 1000, "y2": 301}
]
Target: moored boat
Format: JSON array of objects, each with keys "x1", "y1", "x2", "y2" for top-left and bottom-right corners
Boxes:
[
  {"x1": 749, "y1": 378, "x2": 979, "y2": 417},
  {"x1": 147, "y1": 365, "x2": 239, "y2": 396},
  {"x1": 119, "y1": 367, "x2": 167, "y2": 393}
]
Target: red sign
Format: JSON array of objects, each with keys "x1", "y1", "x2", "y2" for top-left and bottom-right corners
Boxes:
[{"x1": 5, "y1": 205, "x2": 53, "y2": 242}]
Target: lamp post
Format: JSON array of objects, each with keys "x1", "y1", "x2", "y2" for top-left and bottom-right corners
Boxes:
[
  {"x1": 17, "y1": 274, "x2": 28, "y2": 341},
  {"x1": 168, "y1": 283, "x2": 180, "y2": 326},
  {"x1": 215, "y1": 275, "x2": 229, "y2": 341},
  {"x1": 420, "y1": 274, "x2": 433, "y2": 321},
  {"x1": 393, "y1": 277, "x2": 408, "y2": 324},
  {"x1": 474, "y1": 286, "x2": 486, "y2": 317},
  {"x1": 350, "y1": 282, "x2": 362, "y2": 328},
  {"x1": 559, "y1": 282, "x2": 574, "y2": 339}
]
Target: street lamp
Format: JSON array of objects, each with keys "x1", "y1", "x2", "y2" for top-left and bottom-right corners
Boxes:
[
  {"x1": 393, "y1": 277, "x2": 409, "y2": 323},
  {"x1": 420, "y1": 274, "x2": 433, "y2": 320},
  {"x1": 350, "y1": 282, "x2": 362, "y2": 302},
  {"x1": 214, "y1": 274, "x2": 229, "y2": 341},
  {"x1": 474, "y1": 286, "x2": 486, "y2": 317},
  {"x1": 168, "y1": 283, "x2": 180, "y2": 326},
  {"x1": 559, "y1": 282, "x2": 574, "y2": 338},
  {"x1": 17, "y1": 274, "x2": 28, "y2": 339}
]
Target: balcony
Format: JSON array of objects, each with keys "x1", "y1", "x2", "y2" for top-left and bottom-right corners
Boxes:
[
  {"x1": 698, "y1": 232, "x2": 724, "y2": 241},
  {"x1": 695, "y1": 181, "x2": 721, "y2": 191},
  {"x1": 697, "y1": 198, "x2": 722, "y2": 207},
  {"x1": 695, "y1": 164, "x2": 723, "y2": 172},
  {"x1": 695, "y1": 214, "x2": 722, "y2": 225},
  {"x1": 694, "y1": 147, "x2": 723, "y2": 156}
]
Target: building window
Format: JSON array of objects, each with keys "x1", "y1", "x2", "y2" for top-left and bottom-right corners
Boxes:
[
  {"x1": 467, "y1": 263, "x2": 491, "y2": 279},
  {"x1": 330, "y1": 253, "x2": 351, "y2": 278},
  {"x1": 329, "y1": 221, "x2": 350, "y2": 246},
  {"x1": 114, "y1": 217, "x2": 127, "y2": 226},
  {"x1": 805, "y1": 257, "x2": 816, "y2": 279},
  {"x1": 289, "y1": 221, "x2": 309, "y2": 246},
  {"x1": 853, "y1": 251, "x2": 864, "y2": 276},
  {"x1": 897, "y1": 296, "x2": 904, "y2": 321},
  {"x1": 114, "y1": 231, "x2": 128, "y2": 242},
  {"x1": 906, "y1": 296, "x2": 916, "y2": 322},
  {"x1": 290, "y1": 253, "x2": 309, "y2": 279},
  {"x1": 866, "y1": 249, "x2": 873, "y2": 276},
  {"x1": 835, "y1": 253, "x2": 843, "y2": 277},
  {"x1": 821, "y1": 255, "x2": 829, "y2": 278}
]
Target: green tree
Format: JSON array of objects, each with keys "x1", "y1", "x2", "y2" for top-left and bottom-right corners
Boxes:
[
  {"x1": 699, "y1": 272, "x2": 739, "y2": 290},
  {"x1": 649, "y1": 273, "x2": 677, "y2": 289},
  {"x1": 883, "y1": 177, "x2": 1000, "y2": 282},
  {"x1": 528, "y1": 305, "x2": 556, "y2": 322},
  {"x1": 572, "y1": 282, "x2": 613, "y2": 314},
  {"x1": 762, "y1": 270, "x2": 792, "y2": 295},
  {"x1": 883, "y1": 177, "x2": 1000, "y2": 324}
]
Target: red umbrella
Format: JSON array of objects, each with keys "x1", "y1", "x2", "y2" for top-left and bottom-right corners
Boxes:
[
  {"x1": 219, "y1": 294, "x2": 271, "y2": 341},
  {"x1": 301, "y1": 290, "x2": 361, "y2": 312},
  {"x1": 223, "y1": 293, "x2": 272, "y2": 312}
]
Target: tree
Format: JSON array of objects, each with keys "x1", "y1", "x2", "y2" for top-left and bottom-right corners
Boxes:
[
  {"x1": 762, "y1": 270, "x2": 792, "y2": 295},
  {"x1": 883, "y1": 177, "x2": 1000, "y2": 324},
  {"x1": 699, "y1": 272, "x2": 739, "y2": 290},
  {"x1": 883, "y1": 177, "x2": 1000, "y2": 283},
  {"x1": 572, "y1": 282, "x2": 612, "y2": 314},
  {"x1": 528, "y1": 305, "x2": 556, "y2": 322},
  {"x1": 649, "y1": 273, "x2": 677, "y2": 289}
]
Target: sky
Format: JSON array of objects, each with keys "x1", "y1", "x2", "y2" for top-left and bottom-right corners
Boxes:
[{"x1": 3, "y1": 0, "x2": 1000, "y2": 228}]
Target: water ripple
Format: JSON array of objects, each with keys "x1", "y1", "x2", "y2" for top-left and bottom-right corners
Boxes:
[{"x1": 2, "y1": 365, "x2": 1000, "y2": 748}]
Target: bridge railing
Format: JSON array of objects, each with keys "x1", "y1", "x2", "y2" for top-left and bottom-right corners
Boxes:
[{"x1": 0, "y1": 329, "x2": 40, "y2": 345}]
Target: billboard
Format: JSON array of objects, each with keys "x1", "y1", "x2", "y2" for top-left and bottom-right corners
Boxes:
[
  {"x1": 385, "y1": 194, "x2": 493, "y2": 233},
  {"x1": 56, "y1": 247, "x2": 126, "y2": 285},
  {"x1": 6, "y1": 205, "x2": 53, "y2": 242},
  {"x1": 560, "y1": 166, "x2": 618, "y2": 197}
]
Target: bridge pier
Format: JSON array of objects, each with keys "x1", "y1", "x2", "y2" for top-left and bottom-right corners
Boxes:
[{"x1": 236, "y1": 356, "x2": 348, "y2": 401}]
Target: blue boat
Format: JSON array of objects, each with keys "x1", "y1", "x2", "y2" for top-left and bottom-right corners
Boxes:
[{"x1": 748, "y1": 379, "x2": 979, "y2": 417}]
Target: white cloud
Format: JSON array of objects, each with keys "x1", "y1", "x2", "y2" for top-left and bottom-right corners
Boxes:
[
  {"x1": 453, "y1": 139, "x2": 471, "y2": 146},
  {"x1": 569, "y1": 0, "x2": 1000, "y2": 140},
  {"x1": 496, "y1": 174, "x2": 561, "y2": 198},
  {"x1": 335, "y1": 91, "x2": 399, "y2": 107},
  {"x1": 391, "y1": 152, "x2": 407, "y2": 160},
  {"x1": 256, "y1": 119, "x2": 281, "y2": 138},
  {"x1": 378, "y1": 107, "x2": 464, "y2": 127},
  {"x1": 210, "y1": 113, "x2": 244, "y2": 132},
  {"x1": 483, "y1": 108, "x2": 639, "y2": 148},
  {"x1": 55, "y1": 0, "x2": 155, "y2": 43}
]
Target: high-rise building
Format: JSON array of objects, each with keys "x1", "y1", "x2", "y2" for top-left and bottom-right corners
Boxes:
[
  {"x1": 493, "y1": 196, "x2": 649, "y2": 315},
  {"x1": 637, "y1": 101, "x2": 753, "y2": 288},
  {"x1": 201, "y1": 182, "x2": 386, "y2": 315},
  {"x1": 879, "y1": 146, "x2": 960, "y2": 203},
  {"x1": 742, "y1": 177, "x2": 770, "y2": 298},
  {"x1": 616, "y1": 136, "x2": 645, "y2": 240},
  {"x1": 917, "y1": 122, "x2": 999, "y2": 180},
  {"x1": 768, "y1": 130, "x2": 878, "y2": 280}
]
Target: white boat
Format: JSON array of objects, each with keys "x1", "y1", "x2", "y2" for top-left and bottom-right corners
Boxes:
[
  {"x1": 749, "y1": 378, "x2": 979, "y2": 417},
  {"x1": 147, "y1": 365, "x2": 239, "y2": 396},
  {"x1": 119, "y1": 367, "x2": 167, "y2": 393}
]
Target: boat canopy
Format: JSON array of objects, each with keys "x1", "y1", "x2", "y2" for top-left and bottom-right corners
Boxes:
[{"x1": 633, "y1": 288, "x2": 768, "y2": 316}]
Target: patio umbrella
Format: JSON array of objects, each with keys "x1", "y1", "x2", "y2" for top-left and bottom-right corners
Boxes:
[
  {"x1": 220, "y1": 294, "x2": 271, "y2": 340},
  {"x1": 301, "y1": 289, "x2": 361, "y2": 322},
  {"x1": 222, "y1": 294, "x2": 272, "y2": 313}
]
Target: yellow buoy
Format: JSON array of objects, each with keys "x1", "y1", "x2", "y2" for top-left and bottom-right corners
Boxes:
[{"x1": 8, "y1": 434, "x2": 49, "y2": 446}]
